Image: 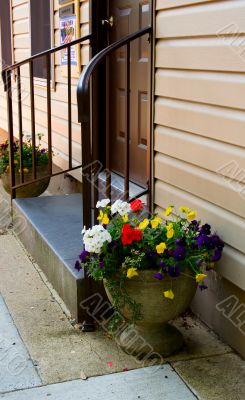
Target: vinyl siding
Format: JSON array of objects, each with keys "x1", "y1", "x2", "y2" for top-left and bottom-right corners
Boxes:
[{"x1": 154, "y1": 0, "x2": 245, "y2": 290}]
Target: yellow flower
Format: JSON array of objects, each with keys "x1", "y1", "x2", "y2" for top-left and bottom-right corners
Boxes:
[
  {"x1": 97, "y1": 210, "x2": 104, "y2": 221},
  {"x1": 180, "y1": 206, "x2": 189, "y2": 213},
  {"x1": 127, "y1": 268, "x2": 139, "y2": 279},
  {"x1": 151, "y1": 217, "x2": 162, "y2": 229},
  {"x1": 166, "y1": 223, "x2": 174, "y2": 239},
  {"x1": 23, "y1": 168, "x2": 29, "y2": 173},
  {"x1": 156, "y1": 242, "x2": 167, "y2": 254},
  {"x1": 163, "y1": 289, "x2": 175, "y2": 300},
  {"x1": 122, "y1": 214, "x2": 128, "y2": 223},
  {"x1": 14, "y1": 160, "x2": 18, "y2": 165},
  {"x1": 101, "y1": 214, "x2": 110, "y2": 225},
  {"x1": 195, "y1": 273, "x2": 207, "y2": 283},
  {"x1": 97, "y1": 210, "x2": 109, "y2": 225},
  {"x1": 139, "y1": 218, "x2": 149, "y2": 230},
  {"x1": 164, "y1": 206, "x2": 173, "y2": 217},
  {"x1": 187, "y1": 211, "x2": 197, "y2": 221}
]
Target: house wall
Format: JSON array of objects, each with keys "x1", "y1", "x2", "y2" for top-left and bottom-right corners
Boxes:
[
  {"x1": 0, "y1": 0, "x2": 89, "y2": 180},
  {"x1": 154, "y1": 0, "x2": 245, "y2": 356}
]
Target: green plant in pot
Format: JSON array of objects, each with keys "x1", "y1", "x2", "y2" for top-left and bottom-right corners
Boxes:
[
  {"x1": 0, "y1": 134, "x2": 50, "y2": 197},
  {"x1": 76, "y1": 199, "x2": 224, "y2": 357}
]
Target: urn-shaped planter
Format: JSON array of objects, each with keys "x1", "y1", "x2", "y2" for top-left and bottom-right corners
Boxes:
[
  {"x1": 1, "y1": 166, "x2": 50, "y2": 198},
  {"x1": 104, "y1": 270, "x2": 197, "y2": 358}
]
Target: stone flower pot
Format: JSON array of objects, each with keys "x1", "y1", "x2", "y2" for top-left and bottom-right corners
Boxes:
[
  {"x1": 104, "y1": 270, "x2": 197, "y2": 358},
  {"x1": 1, "y1": 165, "x2": 50, "y2": 198}
]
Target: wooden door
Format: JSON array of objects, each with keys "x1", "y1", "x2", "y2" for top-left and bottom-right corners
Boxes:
[{"x1": 108, "y1": 0, "x2": 151, "y2": 187}]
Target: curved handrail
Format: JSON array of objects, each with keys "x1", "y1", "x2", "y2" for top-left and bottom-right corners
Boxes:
[{"x1": 77, "y1": 26, "x2": 152, "y2": 123}]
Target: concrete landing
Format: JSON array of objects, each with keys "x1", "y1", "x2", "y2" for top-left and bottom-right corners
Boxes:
[
  {"x1": 13, "y1": 194, "x2": 86, "y2": 321},
  {"x1": 0, "y1": 365, "x2": 197, "y2": 400},
  {"x1": 0, "y1": 296, "x2": 41, "y2": 393}
]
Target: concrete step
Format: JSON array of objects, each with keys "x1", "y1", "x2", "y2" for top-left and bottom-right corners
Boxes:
[{"x1": 13, "y1": 194, "x2": 89, "y2": 322}]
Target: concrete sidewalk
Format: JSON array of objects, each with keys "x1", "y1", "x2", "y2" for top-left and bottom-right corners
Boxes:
[{"x1": 0, "y1": 231, "x2": 244, "y2": 399}]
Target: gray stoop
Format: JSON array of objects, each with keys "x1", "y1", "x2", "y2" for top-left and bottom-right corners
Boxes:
[{"x1": 13, "y1": 194, "x2": 88, "y2": 322}]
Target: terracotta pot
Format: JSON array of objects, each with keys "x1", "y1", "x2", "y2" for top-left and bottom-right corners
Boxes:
[
  {"x1": 1, "y1": 165, "x2": 50, "y2": 198},
  {"x1": 104, "y1": 270, "x2": 197, "y2": 358}
]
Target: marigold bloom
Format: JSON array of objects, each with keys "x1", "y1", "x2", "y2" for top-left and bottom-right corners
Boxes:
[
  {"x1": 195, "y1": 273, "x2": 207, "y2": 283},
  {"x1": 139, "y1": 218, "x2": 149, "y2": 230},
  {"x1": 164, "y1": 206, "x2": 172, "y2": 217},
  {"x1": 156, "y1": 242, "x2": 167, "y2": 254},
  {"x1": 163, "y1": 289, "x2": 174, "y2": 300},
  {"x1": 127, "y1": 267, "x2": 139, "y2": 279},
  {"x1": 179, "y1": 206, "x2": 189, "y2": 213},
  {"x1": 187, "y1": 211, "x2": 197, "y2": 221},
  {"x1": 151, "y1": 217, "x2": 162, "y2": 229}
]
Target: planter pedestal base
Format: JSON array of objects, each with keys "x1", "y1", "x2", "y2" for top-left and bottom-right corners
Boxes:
[{"x1": 117, "y1": 323, "x2": 183, "y2": 358}]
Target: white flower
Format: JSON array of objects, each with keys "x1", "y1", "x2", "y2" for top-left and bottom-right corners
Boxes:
[
  {"x1": 82, "y1": 225, "x2": 112, "y2": 254},
  {"x1": 111, "y1": 199, "x2": 131, "y2": 216},
  {"x1": 81, "y1": 226, "x2": 86, "y2": 234},
  {"x1": 96, "y1": 198, "x2": 110, "y2": 208}
]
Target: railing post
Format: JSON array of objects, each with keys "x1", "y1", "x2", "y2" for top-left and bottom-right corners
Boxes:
[{"x1": 6, "y1": 70, "x2": 16, "y2": 201}]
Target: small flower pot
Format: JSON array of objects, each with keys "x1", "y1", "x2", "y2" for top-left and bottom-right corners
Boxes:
[
  {"x1": 1, "y1": 165, "x2": 50, "y2": 198},
  {"x1": 104, "y1": 270, "x2": 197, "y2": 358}
]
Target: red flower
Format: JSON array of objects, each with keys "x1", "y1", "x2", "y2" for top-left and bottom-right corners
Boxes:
[
  {"x1": 121, "y1": 224, "x2": 142, "y2": 245},
  {"x1": 130, "y1": 199, "x2": 144, "y2": 212}
]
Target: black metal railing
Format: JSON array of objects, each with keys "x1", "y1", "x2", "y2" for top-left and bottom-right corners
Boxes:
[
  {"x1": 77, "y1": 26, "x2": 152, "y2": 229},
  {"x1": 1, "y1": 33, "x2": 92, "y2": 199}
]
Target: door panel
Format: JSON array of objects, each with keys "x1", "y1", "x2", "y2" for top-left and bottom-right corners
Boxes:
[{"x1": 108, "y1": 0, "x2": 151, "y2": 187}]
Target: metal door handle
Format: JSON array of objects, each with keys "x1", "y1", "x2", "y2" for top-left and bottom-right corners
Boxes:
[{"x1": 102, "y1": 16, "x2": 114, "y2": 27}]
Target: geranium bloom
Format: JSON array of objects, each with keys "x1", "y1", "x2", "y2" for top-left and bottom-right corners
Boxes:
[
  {"x1": 195, "y1": 273, "x2": 207, "y2": 283},
  {"x1": 111, "y1": 199, "x2": 131, "y2": 216},
  {"x1": 156, "y1": 242, "x2": 167, "y2": 254},
  {"x1": 164, "y1": 206, "x2": 172, "y2": 217},
  {"x1": 187, "y1": 211, "x2": 197, "y2": 221},
  {"x1": 96, "y1": 198, "x2": 110, "y2": 208},
  {"x1": 127, "y1": 268, "x2": 139, "y2": 279},
  {"x1": 121, "y1": 224, "x2": 142, "y2": 245},
  {"x1": 151, "y1": 217, "x2": 162, "y2": 229},
  {"x1": 139, "y1": 218, "x2": 149, "y2": 230},
  {"x1": 163, "y1": 289, "x2": 174, "y2": 300},
  {"x1": 130, "y1": 199, "x2": 144, "y2": 212}
]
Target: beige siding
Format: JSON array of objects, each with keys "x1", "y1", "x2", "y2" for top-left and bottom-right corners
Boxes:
[
  {"x1": 154, "y1": 0, "x2": 245, "y2": 290},
  {"x1": 0, "y1": 0, "x2": 90, "y2": 172}
]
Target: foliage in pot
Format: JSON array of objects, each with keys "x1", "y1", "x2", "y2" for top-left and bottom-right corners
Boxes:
[
  {"x1": 76, "y1": 199, "x2": 224, "y2": 356},
  {"x1": 0, "y1": 134, "x2": 50, "y2": 197}
]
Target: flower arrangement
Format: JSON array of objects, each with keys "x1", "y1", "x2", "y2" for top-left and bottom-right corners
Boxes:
[
  {"x1": 76, "y1": 199, "x2": 224, "y2": 329},
  {"x1": 0, "y1": 134, "x2": 49, "y2": 175}
]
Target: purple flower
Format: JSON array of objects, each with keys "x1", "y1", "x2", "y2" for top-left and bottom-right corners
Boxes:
[
  {"x1": 175, "y1": 237, "x2": 186, "y2": 246},
  {"x1": 190, "y1": 220, "x2": 199, "y2": 231},
  {"x1": 211, "y1": 249, "x2": 222, "y2": 262},
  {"x1": 173, "y1": 246, "x2": 186, "y2": 261},
  {"x1": 75, "y1": 260, "x2": 82, "y2": 271},
  {"x1": 99, "y1": 261, "x2": 105, "y2": 269},
  {"x1": 196, "y1": 235, "x2": 206, "y2": 248},
  {"x1": 154, "y1": 272, "x2": 164, "y2": 280},
  {"x1": 204, "y1": 236, "x2": 215, "y2": 250},
  {"x1": 40, "y1": 148, "x2": 46, "y2": 154},
  {"x1": 199, "y1": 284, "x2": 208, "y2": 291},
  {"x1": 200, "y1": 224, "x2": 211, "y2": 235},
  {"x1": 212, "y1": 235, "x2": 225, "y2": 251},
  {"x1": 168, "y1": 264, "x2": 181, "y2": 278},
  {"x1": 79, "y1": 250, "x2": 90, "y2": 262}
]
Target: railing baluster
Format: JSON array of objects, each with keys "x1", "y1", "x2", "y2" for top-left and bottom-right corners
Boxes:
[
  {"x1": 29, "y1": 60, "x2": 36, "y2": 180},
  {"x1": 67, "y1": 46, "x2": 72, "y2": 169},
  {"x1": 6, "y1": 70, "x2": 16, "y2": 200},
  {"x1": 46, "y1": 54, "x2": 52, "y2": 175},
  {"x1": 17, "y1": 66, "x2": 24, "y2": 184},
  {"x1": 124, "y1": 42, "x2": 130, "y2": 200}
]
